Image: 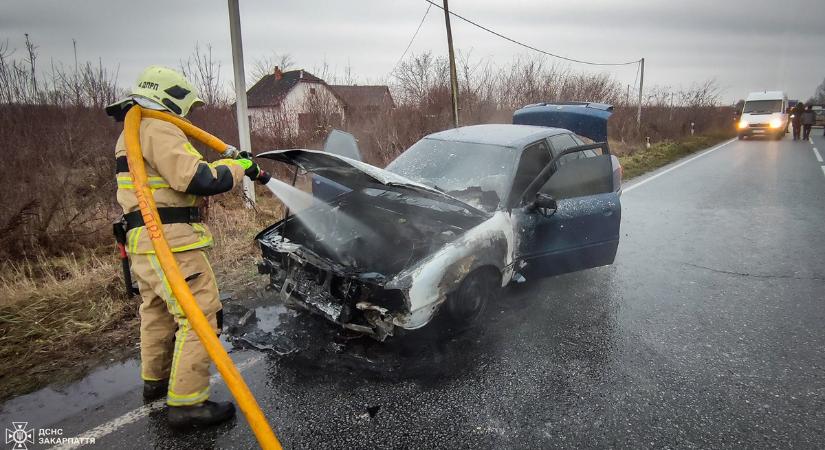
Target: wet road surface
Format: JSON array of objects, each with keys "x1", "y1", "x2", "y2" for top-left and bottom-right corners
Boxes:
[{"x1": 3, "y1": 134, "x2": 825, "y2": 449}]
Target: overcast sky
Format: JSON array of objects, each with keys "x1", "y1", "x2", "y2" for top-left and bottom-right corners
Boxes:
[{"x1": 2, "y1": 0, "x2": 824, "y2": 103}]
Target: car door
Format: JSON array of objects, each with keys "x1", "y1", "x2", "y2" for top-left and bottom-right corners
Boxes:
[{"x1": 517, "y1": 133, "x2": 621, "y2": 278}]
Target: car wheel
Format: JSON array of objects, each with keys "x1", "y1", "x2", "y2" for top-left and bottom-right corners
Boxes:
[
  {"x1": 446, "y1": 268, "x2": 499, "y2": 325},
  {"x1": 737, "y1": 134, "x2": 744, "y2": 140}
]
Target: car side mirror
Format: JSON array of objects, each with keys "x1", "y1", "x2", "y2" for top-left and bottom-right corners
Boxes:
[{"x1": 526, "y1": 192, "x2": 557, "y2": 215}]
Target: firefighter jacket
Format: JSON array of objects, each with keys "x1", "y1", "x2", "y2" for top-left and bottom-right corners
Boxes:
[{"x1": 115, "y1": 116, "x2": 246, "y2": 254}]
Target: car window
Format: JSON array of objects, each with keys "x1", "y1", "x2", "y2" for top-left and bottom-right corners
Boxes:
[
  {"x1": 541, "y1": 154, "x2": 614, "y2": 200},
  {"x1": 549, "y1": 133, "x2": 583, "y2": 165},
  {"x1": 510, "y1": 139, "x2": 552, "y2": 204},
  {"x1": 570, "y1": 134, "x2": 598, "y2": 158}
]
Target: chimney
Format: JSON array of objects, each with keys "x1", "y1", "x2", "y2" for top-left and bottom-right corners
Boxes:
[{"x1": 274, "y1": 66, "x2": 282, "y2": 80}]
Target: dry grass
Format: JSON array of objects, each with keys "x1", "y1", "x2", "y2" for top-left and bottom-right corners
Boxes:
[
  {"x1": 0, "y1": 193, "x2": 283, "y2": 401},
  {"x1": 618, "y1": 132, "x2": 734, "y2": 179},
  {"x1": 0, "y1": 252, "x2": 137, "y2": 400}
]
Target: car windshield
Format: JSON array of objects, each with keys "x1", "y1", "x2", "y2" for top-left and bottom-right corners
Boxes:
[
  {"x1": 743, "y1": 99, "x2": 783, "y2": 113},
  {"x1": 385, "y1": 138, "x2": 517, "y2": 212}
]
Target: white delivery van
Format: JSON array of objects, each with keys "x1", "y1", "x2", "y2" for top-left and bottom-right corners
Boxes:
[{"x1": 737, "y1": 91, "x2": 788, "y2": 140}]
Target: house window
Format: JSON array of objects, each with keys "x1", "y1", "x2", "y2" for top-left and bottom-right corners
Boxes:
[{"x1": 309, "y1": 87, "x2": 317, "y2": 95}]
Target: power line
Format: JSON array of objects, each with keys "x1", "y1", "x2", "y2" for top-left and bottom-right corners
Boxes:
[
  {"x1": 390, "y1": 3, "x2": 433, "y2": 75},
  {"x1": 422, "y1": 0, "x2": 640, "y2": 67}
]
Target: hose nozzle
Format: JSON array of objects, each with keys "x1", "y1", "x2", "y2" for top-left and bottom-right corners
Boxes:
[{"x1": 257, "y1": 170, "x2": 272, "y2": 185}]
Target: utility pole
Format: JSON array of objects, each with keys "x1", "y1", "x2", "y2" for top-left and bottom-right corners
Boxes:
[
  {"x1": 636, "y1": 57, "x2": 644, "y2": 127},
  {"x1": 228, "y1": 0, "x2": 255, "y2": 206},
  {"x1": 442, "y1": 0, "x2": 459, "y2": 128}
]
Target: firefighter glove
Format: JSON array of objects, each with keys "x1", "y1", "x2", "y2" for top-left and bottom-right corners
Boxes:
[{"x1": 237, "y1": 158, "x2": 262, "y2": 180}]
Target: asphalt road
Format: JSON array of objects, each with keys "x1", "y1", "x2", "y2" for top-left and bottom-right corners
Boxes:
[{"x1": 3, "y1": 132, "x2": 825, "y2": 449}]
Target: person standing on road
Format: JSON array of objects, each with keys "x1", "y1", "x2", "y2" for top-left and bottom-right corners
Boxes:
[
  {"x1": 784, "y1": 106, "x2": 793, "y2": 134},
  {"x1": 791, "y1": 102, "x2": 804, "y2": 140},
  {"x1": 801, "y1": 104, "x2": 816, "y2": 140},
  {"x1": 108, "y1": 66, "x2": 266, "y2": 429}
]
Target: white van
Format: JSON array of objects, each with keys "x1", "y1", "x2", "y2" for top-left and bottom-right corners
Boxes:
[{"x1": 737, "y1": 91, "x2": 788, "y2": 140}]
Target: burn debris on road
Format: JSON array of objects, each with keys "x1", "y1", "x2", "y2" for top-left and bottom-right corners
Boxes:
[{"x1": 221, "y1": 289, "x2": 490, "y2": 384}]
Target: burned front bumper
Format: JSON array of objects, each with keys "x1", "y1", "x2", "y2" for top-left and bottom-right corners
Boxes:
[{"x1": 258, "y1": 240, "x2": 409, "y2": 341}]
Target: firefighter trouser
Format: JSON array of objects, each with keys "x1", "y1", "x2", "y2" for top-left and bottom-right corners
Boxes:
[{"x1": 130, "y1": 249, "x2": 222, "y2": 406}]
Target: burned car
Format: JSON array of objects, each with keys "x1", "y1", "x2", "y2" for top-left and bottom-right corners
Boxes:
[{"x1": 255, "y1": 103, "x2": 622, "y2": 340}]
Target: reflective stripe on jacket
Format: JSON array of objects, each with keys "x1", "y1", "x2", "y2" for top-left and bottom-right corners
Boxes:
[{"x1": 115, "y1": 115, "x2": 246, "y2": 254}]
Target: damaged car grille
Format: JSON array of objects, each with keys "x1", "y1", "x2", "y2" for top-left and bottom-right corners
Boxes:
[
  {"x1": 256, "y1": 186, "x2": 486, "y2": 340},
  {"x1": 258, "y1": 239, "x2": 408, "y2": 338}
]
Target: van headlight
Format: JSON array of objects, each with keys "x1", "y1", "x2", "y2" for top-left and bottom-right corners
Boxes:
[
  {"x1": 769, "y1": 118, "x2": 782, "y2": 128},
  {"x1": 738, "y1": 119, "x2": 749, "y2": 129}
]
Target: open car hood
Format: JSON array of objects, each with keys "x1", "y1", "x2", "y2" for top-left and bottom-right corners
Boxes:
[{"x1": 256, "y1": 149, "x2": 485, "y2": 215}]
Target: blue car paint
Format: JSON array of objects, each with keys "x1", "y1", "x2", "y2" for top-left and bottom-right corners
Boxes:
[
  {"x1": 512, "y1": 102, "x2": 613, "y2": 143},
  {"x1": 311, "y1": 175, "x2": 352, "y2": 202},
  {"x1": 516, "y1": 191, "x2": 621, "y2": 278},
  {"x1": 511, "y1": 103, "x2": 620, "y2": 277}
]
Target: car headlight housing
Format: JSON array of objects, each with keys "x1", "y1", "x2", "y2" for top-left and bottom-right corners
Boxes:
[
  {"x1": 769, "y1": 118, "x2": 782, "y2": 129},
  {"x1": 738, "y1": 119, "x2": 749, "y2": 129}
]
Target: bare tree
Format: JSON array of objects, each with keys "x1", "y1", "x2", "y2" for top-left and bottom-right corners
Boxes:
[
  {"x1": 24, "y1": 33, "x2": 38, "y2": 100},
  {"x1": 249, "y1": 52, "x2": 295, "y2": 85},
  {"x1": 393, "y1": 51, "x2": 448, "y2": 105},
  {"x1": 179, "y1": 43, "x2": 226, "y2": 106}
]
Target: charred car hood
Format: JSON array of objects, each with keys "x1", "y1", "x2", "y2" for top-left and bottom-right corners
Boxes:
[{"x1": 257, "y1": 149, "x2": 483, "y2": 214}]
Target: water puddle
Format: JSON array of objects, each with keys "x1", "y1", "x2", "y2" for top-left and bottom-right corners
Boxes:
[
  {"x1": 254, "y1": 304, "x2": 286, "y2": 332},
  {"x1": 222, "y1": 289, "x2": 489, "y2": 385},
  {"x1": 0, "y1": 359, "x2": 142, "y2": 429}
]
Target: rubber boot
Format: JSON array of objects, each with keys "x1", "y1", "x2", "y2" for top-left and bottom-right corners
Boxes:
[
  {"x1": 167, "y1": 401, "x2": 236, "y2": 429},
  {"x1": 143, "y1": 379, "x2": 169, "y2": 401}
]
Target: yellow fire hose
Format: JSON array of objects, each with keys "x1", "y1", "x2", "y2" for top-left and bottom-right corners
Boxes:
[{"x1": 123, "y1": 105, "x2": 282, "y2": 450}]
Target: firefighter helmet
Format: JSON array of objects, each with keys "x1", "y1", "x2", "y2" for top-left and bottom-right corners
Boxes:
[{"x1": 131, "y1": 66, "x2": 203, "y2": 117}]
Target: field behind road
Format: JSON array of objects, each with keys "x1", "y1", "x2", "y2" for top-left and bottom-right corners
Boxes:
[{"x1": 3, "y1": 132, "x2": 824, "y2": 448}]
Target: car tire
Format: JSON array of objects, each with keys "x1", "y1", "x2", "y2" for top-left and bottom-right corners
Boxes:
[
  {"x1": 446, "y1": 268, "x2": 499, "y2": 325},
  {"x1": 737, "y1": 134, "x2": 744, "y2": 140}
]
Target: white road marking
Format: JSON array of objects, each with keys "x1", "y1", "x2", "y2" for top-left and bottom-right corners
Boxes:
[
  {"x1": 821, "y1": 166, "x2": 825, "y2": 178},
  {"x1": 623, "y1": 138, "x2": 736, "y2": 193},
  {"x1": 50, "y1": 354, "x2": 265, "y2": 450},
  {"x1": 810, "y1": 137, "x2": 815, "y2": 144},
  {"x1": 813, "y1": 147, "x2": 823, "y2": 163}
]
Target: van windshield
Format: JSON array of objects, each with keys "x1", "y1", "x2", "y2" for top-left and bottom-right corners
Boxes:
[{"x1": 743, "y1": 100, "x2": 783, "y2": 114}]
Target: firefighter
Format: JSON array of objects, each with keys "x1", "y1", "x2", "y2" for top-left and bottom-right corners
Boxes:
[{"x1": 110, "y1": 66, "x2": 265, "y2": 428}]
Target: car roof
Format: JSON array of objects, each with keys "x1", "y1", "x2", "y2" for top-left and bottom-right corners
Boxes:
[
  {"x1": 745, "y1": 91, "x2": 786, "y2": 101},
  {"x1": 424, "y1": 124, "x2": 568, "y2": 148}
]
